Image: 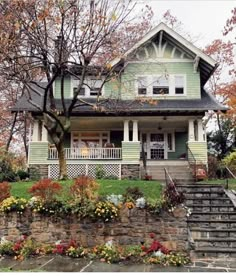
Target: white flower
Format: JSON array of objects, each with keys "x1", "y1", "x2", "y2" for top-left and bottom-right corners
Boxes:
[
  {"x1": 55, "y1": 240, "x2": 61, "y2": 245},
  {"x1": 105, "y1": 240, "x2": 113, "y2": 248},
  {"x1": 153, "y1": 250, "x2": 163, "y2": 257},
  {"x1": 106, "y1": 194, "x2": 123, "y2": 206},
  {"x1": 136, "y1": 197, "x2": 146, "y2": 208},
  {"x1": 0, "y1": 237, "x2": 8, "y2": 245}
]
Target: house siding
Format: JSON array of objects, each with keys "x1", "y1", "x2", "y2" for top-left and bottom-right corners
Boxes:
[
  {"x1": 122, "y1": 142, "x2": 140, "y2": 161},
  {"x1": 29, "y1": 142, "x2": 49, "y2": 164},
  {"x1": 55, "y1": 77, "x2": 71, "y2": 98},
  {"x1": 168, "y1": 132, "x2": 188, "y2": 159},
  {"x1": 187, "y1": 141, "x2": 208, "y2": 164}
]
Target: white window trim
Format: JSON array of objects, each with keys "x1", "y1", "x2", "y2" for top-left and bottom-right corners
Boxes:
[
  {"x1": 71, "y1": 77, "x2": 105, "y2": 98},
  {"x1": 71, "y1": 131, "x2": 110, "y2": 148},
  {"x1": 166, "y1": 132, "x2": 175, "y2": 152},
  {"x1": 135, "y1": 74, "x2": 187, "y2": 97}
]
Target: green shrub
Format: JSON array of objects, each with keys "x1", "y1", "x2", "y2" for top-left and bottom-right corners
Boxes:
[
  {"x1": 95, "y1": 165, "x2": 105, "y2": 179},
  {"x1": 0, "y1": 240, "x2": 15, "y2": 256},
  {"x1": 223, "y1": 151, "x2": 236, "y2": 175},
  {"x1": 17, "y1": 170, "x2": 29, "y2": 180}
]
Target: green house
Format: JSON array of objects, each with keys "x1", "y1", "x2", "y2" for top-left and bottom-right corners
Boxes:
[{"x1": 12, "y1": 23, "x2": 226, "y2": 180}]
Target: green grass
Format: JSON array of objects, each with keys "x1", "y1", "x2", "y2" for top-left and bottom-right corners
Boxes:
[
  {"x1": 197, "y1": 178, "x2": 236, "y2": 190},
  {"x1": 10, "y1": 179, "x2": 162, "y2": 203}
]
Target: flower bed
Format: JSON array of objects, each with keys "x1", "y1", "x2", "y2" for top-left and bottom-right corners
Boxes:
[{"x1": 0, "y1": 234, "x2": 190, "y2": 266}]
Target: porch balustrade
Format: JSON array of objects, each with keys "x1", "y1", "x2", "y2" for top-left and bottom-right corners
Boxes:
[{"x1": 48, "y1": 147, "x2": 122, "y2": 160}]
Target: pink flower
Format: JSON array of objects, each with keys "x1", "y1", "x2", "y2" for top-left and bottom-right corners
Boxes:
[{"x1": 149, "y1": 233, "x2": 155, "y2": 239}]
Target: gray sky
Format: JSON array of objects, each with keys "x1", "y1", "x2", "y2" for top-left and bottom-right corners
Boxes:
[{"x1": 138, "y1": 0, "x2": 235, "y2": 48}]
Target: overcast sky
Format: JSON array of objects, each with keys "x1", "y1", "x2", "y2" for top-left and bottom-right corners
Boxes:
[{"x1": 138, "y1": 0, "x2": 235, "y2": 48}]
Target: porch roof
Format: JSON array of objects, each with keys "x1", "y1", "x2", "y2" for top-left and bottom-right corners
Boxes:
[{"x1": 11, "y1": 84, "x2": 227, "y2": 115}]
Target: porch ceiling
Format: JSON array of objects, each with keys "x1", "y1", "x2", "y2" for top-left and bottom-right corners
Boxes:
[{"x1": 70, "y1": 116, "x2": 188, "y2": 130}]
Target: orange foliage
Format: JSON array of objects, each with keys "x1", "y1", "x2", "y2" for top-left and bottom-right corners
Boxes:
[
  {"x1": 70, "y1": 176, "x2": 99, "y2": 202},
  {"x1": 28, "y1": 179, "x2": 62, "y2": 202},
  {"x1": 0, "y1": 182, "x2": 11, "y2": 202}
]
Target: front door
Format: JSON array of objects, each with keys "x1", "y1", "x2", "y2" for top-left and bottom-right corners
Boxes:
[{"x1": 150, "y1": 133, "x2": 165, "y2": 160}]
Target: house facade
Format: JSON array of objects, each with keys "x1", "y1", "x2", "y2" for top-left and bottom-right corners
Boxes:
[{"x1": 12, "y1": 23, "x2": 227, "y2": 180}]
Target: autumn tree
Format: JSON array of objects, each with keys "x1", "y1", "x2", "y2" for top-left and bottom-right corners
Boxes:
[{"x1": 0, "y1": 0, "x2": 152, "y2": 179}]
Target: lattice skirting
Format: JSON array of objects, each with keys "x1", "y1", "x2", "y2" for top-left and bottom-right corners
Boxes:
[{"x1": 48, "y1": 164, "x2": 121, "y2": 179}]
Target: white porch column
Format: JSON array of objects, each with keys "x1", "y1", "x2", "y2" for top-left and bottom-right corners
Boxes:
[
  {"x1": 32, "y1": 120, "x2": 39, "y2": 141},
  {"x1": 188, "y1": 119, "x2": 195, "y2": 141},
  {"x1": 123, "y1": 120, "x2": 129, "y2": 142},
  {"x1": 197, "y1": 119, "x2": 204, "y2": 142},
  {"x1": 41, "y1": 124, "x2": 48, "y2": 141},
  {"x1": 132, "y1": 120, "x2": 138, "y2": 142}
]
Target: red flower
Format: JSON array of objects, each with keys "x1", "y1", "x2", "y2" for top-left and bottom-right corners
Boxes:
[
  {"x1": 149, "y1": 233, "x2": 155, "y2": 239},
  {"x1": 141, "y1": 245, "x2": 147, "y2": 251}
]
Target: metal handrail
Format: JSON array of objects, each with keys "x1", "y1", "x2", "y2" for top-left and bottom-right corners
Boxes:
[
  {"x1": 164, "y1": 167, "x2": 180, "y2": 195},
  {"x1": 186, "y1": 144, "x2": 197, "y2": 182},
  {"x1": 225, "y1": 166, "x2": 236, "y2": 190}
]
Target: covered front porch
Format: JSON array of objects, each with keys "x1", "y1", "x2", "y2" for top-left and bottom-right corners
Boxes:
[{"x1": 29, "y1": 115, "x2": 207, "y2": 164}]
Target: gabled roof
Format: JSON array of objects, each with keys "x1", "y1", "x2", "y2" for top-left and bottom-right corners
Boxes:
[{"x1": 111, "y1": 22, "x2": 217, "y2": 85}]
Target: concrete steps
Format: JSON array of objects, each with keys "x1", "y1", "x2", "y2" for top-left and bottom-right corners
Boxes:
[{"x1": 177, "y1": 183, "x2": 236, "y2": 258}]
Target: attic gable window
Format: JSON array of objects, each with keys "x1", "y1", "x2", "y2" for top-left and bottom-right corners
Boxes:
[
  {"x1": 73, "y1": 87, "x2": 85, "y2": 97},
  {"x1": 72, "y1": 78, "x2": 103, "y2": 97},
  {"x1": 138, "y1": 77, "x2": 147, "y2": 95},
  {"x1": 153, "y1": 76, "x2": 169, "y2": 95}
]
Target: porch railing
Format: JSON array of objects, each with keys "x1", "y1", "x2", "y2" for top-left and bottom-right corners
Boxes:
[{"x1": 48, "y1": 147, "x2": 122, "y2": 160}]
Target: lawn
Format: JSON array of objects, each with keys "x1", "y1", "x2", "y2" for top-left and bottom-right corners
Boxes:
[
  {"x1": 10, "y1": 179, "x2": 163, "y2": 203},
  {"x1": 197, "y1": 178, "x2": 236, "y2": 190}
]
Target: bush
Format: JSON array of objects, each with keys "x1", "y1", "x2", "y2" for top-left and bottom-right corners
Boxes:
[
  {"x1": 0, "y1": 240, "x2": 15, "y2": 256},
  {"x1": 0, "y1": 196, "x2": 28, "y2": 213},
  {"x1": 95, "y1": 165, "x2": 106, "y2": 179},
  {"x1": 208, "y1": 154, "x2": 221, "y2": 179},
  {"x1": 70, "y1": 176, "x2": 99, "y2": 203},
  {"x1": 28, "y1": 179, "x2": 62, "y2": 202},
  {"x1": 94, "y1": 201, "x2": 118, "y2": 222},
  {"x1": 123, "y1": 187, "x2": 144, "y2": 201},
  {"x1": 17, "y1": 170, "x2": 29, "y2": 180},
  {"x1": 0, "y1": 182, "x2": 11, "y2": 202},
  {"x1": 223, "y1": 151, "x2": 236, "y2": 175}
]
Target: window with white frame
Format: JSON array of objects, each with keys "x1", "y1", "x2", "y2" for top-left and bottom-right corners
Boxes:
[
  {"x1": 136, "y1": 75, "x2": 186, "y2": 96},
  {"x1": 153, "y1": 76, "x2": 169, "y2": 95},
  {"x1": 175, "y1": 76, "x2": 185, "y2": 95},
  {"x1": 137, "y1": 76, "x2": 148, "y2": 95},
  {"x1": 72, "y1": 78, "x2": 103, "y2": 97}
]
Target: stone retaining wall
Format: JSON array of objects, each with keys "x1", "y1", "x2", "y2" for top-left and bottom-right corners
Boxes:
[
  {"x1": 121, "y1": 164, "x2": 140, "y2": 179},
  {"x1": 0, "y1": 207, "x2": 188, "y2": 251}
]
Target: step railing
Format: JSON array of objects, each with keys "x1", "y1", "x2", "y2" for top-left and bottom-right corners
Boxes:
[
  {"x1": 225, "y1": 166, "x2": 236, "y2": 190},
  {"x1": 186, "y1": 144, "x2": 197, "y2": 182},
  {"x1": 164, "y1": 167, "x2": 180, "y2": 196},
  {"x1": 48, "y1": 147, "x2": 122, "y2": 160}
]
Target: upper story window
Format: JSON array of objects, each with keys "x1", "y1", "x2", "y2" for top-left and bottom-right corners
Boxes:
[
  {"x1": 72, "y1": 78, "x2": 103, "y2": 97},
  {"x1": 137, "y1": 77, "x2": 148, "y2": 95},
  {"x1": 136, "y1": 75, "x2": 186, "y2": 97},
  {"x1": 153, "y1": 76, "x2": 169, "y2": 95}
]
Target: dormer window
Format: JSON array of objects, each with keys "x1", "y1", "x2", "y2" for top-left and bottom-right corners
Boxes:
[
  {"x1": 153, "y1": 76, "x2": 169, "y2": 95},
  {"x1": 138, "y1": 77, "x2": 147, "y2": 95},
  {"x1": 72, "y1": 78, "x2": 103, "y2": 97}
]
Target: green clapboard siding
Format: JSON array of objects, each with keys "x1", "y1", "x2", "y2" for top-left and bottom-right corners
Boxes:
[
  {"x1": 168, "y1": 132, "x2": 188, "y2": 160},
  {"x1": 122, "y1": 141, "x2": 140, "y2": 160},
  {"x1": 187, "y1": 142, "x2": 207, "y2": 164},
  {"x1": 29, "y1": 142, "x2": 48, "y2": 164},
  {"x1": 55, "y1": 77, "x2": 71, "y2": 98},
  {"x1": 104, "y1": 78, "x2": 120, "y2": 97},
  {"x1": 118, "y1": 62, "x2": 200, "y2": 100}
]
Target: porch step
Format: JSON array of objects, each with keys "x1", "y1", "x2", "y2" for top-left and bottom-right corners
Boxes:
[
  {"x1": 187, "y1": 204, "x2": 235, "y2": 212},
  {"x1": 192, "y1": 247, "x2": 236, "y2": 258},
  {"x1": 194, "y1": 238, "x2": 236, "y2": 248},
  {"x1": 190, "y1": 227, "x2": 236, "y2": 238},
  {"x1": 185, "y1": 197, "x2": 232, "y2": 205},
  {"x1": 190, "y1": 212, "x2": 236, "y2": 220},
  {"x1": 188, "y1": 219, "x2": 236, "y2": 229}
]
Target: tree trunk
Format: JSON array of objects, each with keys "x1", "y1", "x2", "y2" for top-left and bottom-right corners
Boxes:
[
  {"x1": 57, "y1": 141, "x2": 67, "y2": 180},
  {"x1": 6, "y1": 112, "x2": 18, "y2": 152}
]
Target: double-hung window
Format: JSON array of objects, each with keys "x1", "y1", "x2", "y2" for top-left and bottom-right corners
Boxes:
[
  {"x1": 153, "y1": 76, "x2": 169, "y2": 95},
  {"x1": 175, "y1": 76, "x2": 185, "y2": 95},
  {"x1": 137, "y1": 76, "x2": 148, "y2": 95}
]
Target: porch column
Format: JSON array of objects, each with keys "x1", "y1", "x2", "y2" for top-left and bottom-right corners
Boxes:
[
  {"x1": 32, "y1": 120, "x2": 39, "y2": 141},
  {"x1": 123, "y1": 120, "x2": 129, "y2": 142},
  {"x1": 197, "y1": 119, "x2": 204, "y2": 142},
  {"x1": 132, "y1": 120, "x2": 138, "y2": 142},
  {"x1": 188, "y1": 119, "x2": 195, "y2": 141},
  {"x1": 41, "y1": 124, "x2": 48, "y2": 141}
]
